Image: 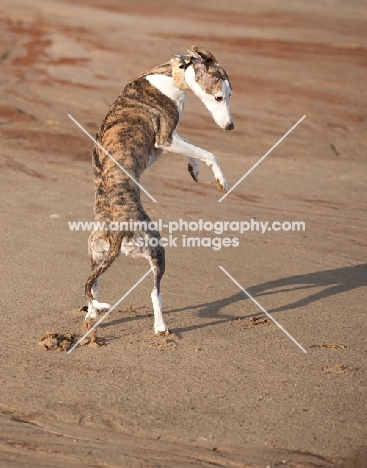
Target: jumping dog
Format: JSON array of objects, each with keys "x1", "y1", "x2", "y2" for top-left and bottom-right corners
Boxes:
[{"x1": 85, "y1": 45, "x2": 233, "y2": 334}]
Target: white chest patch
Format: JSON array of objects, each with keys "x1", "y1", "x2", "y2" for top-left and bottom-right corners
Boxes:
[{"x1": 146, "y1": 74, "x2": 186, "y2": 118}]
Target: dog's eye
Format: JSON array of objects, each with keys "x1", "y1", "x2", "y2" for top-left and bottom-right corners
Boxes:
[{"x1": 215, "y1": 96, "x2": 223, "y2": 102}]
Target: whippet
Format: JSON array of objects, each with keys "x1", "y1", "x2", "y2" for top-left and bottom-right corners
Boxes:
[{"x1": 85, "y1": 45, "x2": 233, "y2": 334}]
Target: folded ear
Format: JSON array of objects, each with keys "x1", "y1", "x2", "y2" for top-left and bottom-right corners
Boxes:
[
  {"x1": 187, "y1": 46, "x2": 201, "y2": 60},
  {"x1": 188, "y1": 45, "x2": 217, "y2": 64}
]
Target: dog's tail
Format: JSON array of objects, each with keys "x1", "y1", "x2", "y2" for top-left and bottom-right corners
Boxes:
[{"x1": 85, "y1": 230, "x2": 132, "y2": 302}]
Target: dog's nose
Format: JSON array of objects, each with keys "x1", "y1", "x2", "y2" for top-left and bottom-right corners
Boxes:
[{"x1": 226, "y1": 122, "x2": 234, "y2": 130}]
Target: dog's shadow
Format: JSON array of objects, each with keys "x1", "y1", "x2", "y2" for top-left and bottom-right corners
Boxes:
[{"x1": 103, "y1": 264, "x2": 366, "y2": 334}]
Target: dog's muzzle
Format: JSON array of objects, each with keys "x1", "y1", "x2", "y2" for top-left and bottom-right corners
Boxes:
[{"x1": 226, "y1": 122, "x2": 234, "y2": 130}]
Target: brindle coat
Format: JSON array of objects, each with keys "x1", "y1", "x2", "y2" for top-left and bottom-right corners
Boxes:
[
  {"x1": 85, "y1": 46, "x2": 232, "y2": 332},
  {"x1": 86, "y1": 64, "x2": 178, "y2": 302}
]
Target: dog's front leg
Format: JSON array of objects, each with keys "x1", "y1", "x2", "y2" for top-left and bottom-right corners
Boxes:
[{"x1": 157, "y1": 133, "x2": 227, "y2": 192}]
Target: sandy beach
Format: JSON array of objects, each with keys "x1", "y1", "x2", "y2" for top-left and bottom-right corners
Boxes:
[{"x1": 0, "y1": 0, "x2": 366, "y2": 466}]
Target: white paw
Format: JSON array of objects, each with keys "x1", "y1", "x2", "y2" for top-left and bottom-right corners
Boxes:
[
  {"x1": 154, "y1": 321, "x2": 169, "y2": 335},
  {"x1": 85, "y1": 307, "x2": 98, "y2": 320},
  {"x1": 212, "y1": 166, "x2": 227, "y2": 192},
  {"x1": 216, "y1": 177, "x2": 228, "y2": 193},
  {"x1": 92, "y1": 300, "x2": 111, "y2": 311},
  {"x1": 85, "y1": 300, "x2": 111, "y2": 320}
]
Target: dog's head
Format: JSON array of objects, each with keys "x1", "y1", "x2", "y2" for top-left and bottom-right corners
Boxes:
[{"x1": 184, "y1": 46, "x2": 233, "y2": 131}]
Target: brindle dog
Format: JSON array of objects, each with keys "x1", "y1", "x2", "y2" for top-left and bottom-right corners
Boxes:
[{"x1": 85, "y1": 46, "x2": 234, "y2": 334}]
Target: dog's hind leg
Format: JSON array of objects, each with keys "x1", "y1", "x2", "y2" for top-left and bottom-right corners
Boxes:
[
  {"x1": 85, "y1": 230, "x2": 112, "y2": 320},
  {"x1": 149, "y1": 243, "x2": 168, "y2": 334},
  {"x1": 86, "y1": 277, "x2": 112, "y2": 320}
]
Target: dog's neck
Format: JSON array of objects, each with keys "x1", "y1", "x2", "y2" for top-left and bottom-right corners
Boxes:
[{"x1": 145, "y1": 65, "x2": 190, "y2": 119}]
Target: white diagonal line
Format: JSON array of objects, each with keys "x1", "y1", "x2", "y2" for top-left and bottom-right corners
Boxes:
[
  {"x1": 218, "y1": 115, "x2": 306, "y2": 202},
  {"x1": 67, "y1": 267, "x2": 154, "y2": 355},
  {"x1": 218, "y1": 266, "x2": 307, "y2": 353},
  {"x1": 68, "y1": 114, "x2": 157, "y2": 203}
]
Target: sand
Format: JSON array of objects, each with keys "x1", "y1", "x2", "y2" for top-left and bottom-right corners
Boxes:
[{"x1": 0, "y1": 0, "x2": 366, "y2": 466}]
